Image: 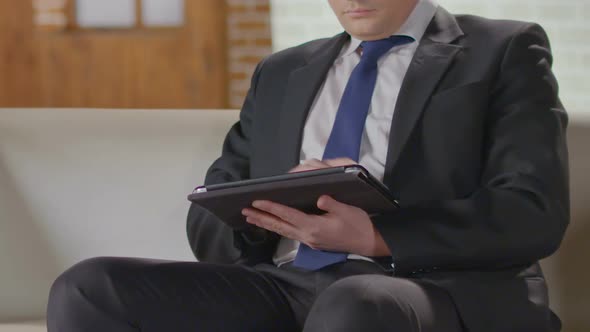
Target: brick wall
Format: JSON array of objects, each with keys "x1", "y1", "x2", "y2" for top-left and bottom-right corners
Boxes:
[
  {"x1": 226, "y1": 0, "x2": 272, "y2": 108},
  {"x1": 270, "y1": 0, "x2": 589, "y2": 118},
  {"x1": 32, "y1": 0, "x2": 68, "y2": 31}
]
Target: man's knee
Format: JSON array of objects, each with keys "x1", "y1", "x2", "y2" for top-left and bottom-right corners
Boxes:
[
  {"x1": 304, "y1": 275, "x2": 417, "y2": 331},
  {"x1": 47, "y1": 257, "x2": 130, "y2": 330},
  {"x1": 49, "y1": 257, "x2": 124, "y2": 301}
]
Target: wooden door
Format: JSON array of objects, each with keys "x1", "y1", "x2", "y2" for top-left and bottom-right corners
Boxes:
[
  {"x1": 0, "y1": 0, "x2": 227, "y2": 109},
  {"x1": 0, "y1": 1, "x2": 43, "y2": 107}
]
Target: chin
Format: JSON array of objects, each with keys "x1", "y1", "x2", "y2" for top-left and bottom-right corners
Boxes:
[
  {"x1": 349, "y1": 29, "x2": 387, "y2": 41},
  {"x1": 344, "y1": 22, "x2": 387, "y2": 40}
]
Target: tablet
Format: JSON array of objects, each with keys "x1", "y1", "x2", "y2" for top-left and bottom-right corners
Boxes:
[{"x1": 187, "y1": 165, "x2": 399, "y2": 229}]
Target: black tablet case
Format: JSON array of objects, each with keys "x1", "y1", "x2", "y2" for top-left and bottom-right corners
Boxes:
[{"x1": 187, "y1": 166, "x2": 398, "y2": 230}]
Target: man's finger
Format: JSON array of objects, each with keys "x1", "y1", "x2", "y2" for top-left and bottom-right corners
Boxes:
[
  {"x1": 289, "y1": 164, "x2": 318, "y2": 173},
  {"x1": 317, "y1": 195, "x2": 348, "y2": 214},
  {"x1": 323, "y1": 158, "x2": 357, "y2": 167},
  {"x1": 251, "y1": 200, "x2": 310, "y2": 227},
  {"x1": 243, "y1": 207, "x2": 303, "y2": 239},
  {"x1": 302, "y1": 158, "x2": 330, "y2": 168},
  {"x1": 289, "y1": 159, "x2": 330, "y2": 173}
]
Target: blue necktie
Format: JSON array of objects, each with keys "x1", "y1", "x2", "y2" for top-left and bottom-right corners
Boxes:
[{"x1": 293, "y1": 36, "x2": 414, "y2": 271}]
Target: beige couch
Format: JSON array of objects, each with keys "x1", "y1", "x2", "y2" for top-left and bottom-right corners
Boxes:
[{"x1": 0, "y1": 108, "x2": 588, "y2": 331}]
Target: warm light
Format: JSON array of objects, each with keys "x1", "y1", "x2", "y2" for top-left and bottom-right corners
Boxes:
[
  {"x1": 142, "y1": 0, "x2": 185, "y2": 27},
  {"x1": 76, "y1": 0, "x2": 136, "y2": 28},
  {"x1": 33, "y1": 0, "x2": 68, "y2": 30}
]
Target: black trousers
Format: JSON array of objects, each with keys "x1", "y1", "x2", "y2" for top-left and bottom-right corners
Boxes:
[{"x1": 47, "y1": 257, "x2": 463, "y2": 332}]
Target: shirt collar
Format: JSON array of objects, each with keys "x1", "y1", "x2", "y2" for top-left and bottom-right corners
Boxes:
[{"x1": 339, "y1": 0, "x2": 439, "y2": 58}]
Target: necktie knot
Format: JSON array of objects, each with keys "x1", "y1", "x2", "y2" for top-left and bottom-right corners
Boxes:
[{"x1": 359, "y1": 35, "x2": 415, "y2": 64}]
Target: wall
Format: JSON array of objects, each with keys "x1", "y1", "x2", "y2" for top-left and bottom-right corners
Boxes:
[
  {"x1": 0, "y1": 108, "x2": 239, "y2": 321},
  {"x1": 226, "y1": 0, "x2": 272, "y2": 108},
  {"x1": 270, "y1": 0, "x2": 590, "y2": 119}
]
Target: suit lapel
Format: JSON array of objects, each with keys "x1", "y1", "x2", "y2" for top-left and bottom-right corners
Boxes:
[
  {"x1": 277, "y1": 34, "x2": 349, "y2": 173},
  {"x1": 382, "y1": 8, "x2": 465, "y2": 186}
]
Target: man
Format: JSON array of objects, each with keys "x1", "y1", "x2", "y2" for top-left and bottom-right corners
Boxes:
[{"x1": 47, "y1": 0, "x2": 569, "y2": 331}]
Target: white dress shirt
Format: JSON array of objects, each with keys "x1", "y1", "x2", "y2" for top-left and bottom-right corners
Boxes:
[{"x1": 273, "y1": 0, "x2": 439, "y2": 266}]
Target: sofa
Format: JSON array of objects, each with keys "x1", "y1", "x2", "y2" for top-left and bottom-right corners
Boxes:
[{"x1": 0, "y1": 108, "x2": 588, "y2": 331}]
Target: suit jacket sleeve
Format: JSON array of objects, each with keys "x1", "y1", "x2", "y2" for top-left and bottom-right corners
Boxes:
[
  {"x1": 186, "y1": 59, "x2": 279, "y2": 264},
  {"x1": 373, "y1": 24, "x2": 569, "y2": 274}
]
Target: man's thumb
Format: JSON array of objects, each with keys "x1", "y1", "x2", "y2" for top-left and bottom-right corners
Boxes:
[{"x1": 317, "y1": 195, "x2": 344, "y2": 213}]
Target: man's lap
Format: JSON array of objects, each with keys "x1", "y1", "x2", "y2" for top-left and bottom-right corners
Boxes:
[{"x1": 47, "y1": 257, "x2": 463, "y2": 332}]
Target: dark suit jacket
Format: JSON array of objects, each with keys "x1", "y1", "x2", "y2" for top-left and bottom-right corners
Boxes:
[{"x1": 187, "y1": 7, "x2": 569, "y2": 332}]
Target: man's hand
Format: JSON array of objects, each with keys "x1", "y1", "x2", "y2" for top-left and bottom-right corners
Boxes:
[
  {"x1": 241, "y1": 195, "x2": 391, "y2": 257},
  {"x1": 242, "y1": 158, "x2": 391, "y2": 256},
  {"x1": 288, "y1": 157, "x2": 356, "y2": 173}
]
